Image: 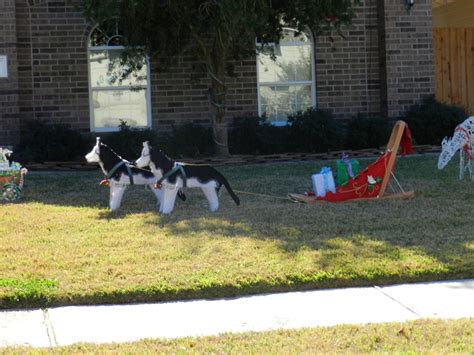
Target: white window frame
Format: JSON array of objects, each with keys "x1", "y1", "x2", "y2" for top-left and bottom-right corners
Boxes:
[
  {"x1": 256, "y1": 27, "x2": 316, "y2": 126},
  {"x1": 88, "y1": 33, "x2": 152, "y2": 133}
]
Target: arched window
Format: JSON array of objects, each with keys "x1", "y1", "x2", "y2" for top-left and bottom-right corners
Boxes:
[
  {"x1": 257, "y1": 28, "x2": 316, "y2": 125},
  {"x1": 88, "y1": 21, "x2": 151, "y2": 132}
]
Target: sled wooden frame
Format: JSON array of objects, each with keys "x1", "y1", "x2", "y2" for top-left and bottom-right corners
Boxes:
[{"x1": 288, "y1": 120, "x2": 415, "y2": 204}]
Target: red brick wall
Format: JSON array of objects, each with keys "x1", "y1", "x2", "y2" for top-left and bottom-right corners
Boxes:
[
  {"x1": 379, "y1": 0, "x2": 435, "y2": 118},
  {"x1": 0, "y1": 0, "x2": 20, "y2": 145},
  {"x1": 149, "y1": 56, "x2": 258, "y2": 130},
  {"x1": 0, "y1": 0, "x2": 435, "y2": 146},
  {"x1": 315, "y1": 0, "x2": 383, "y2": 119},
  {"x1": 16, "y1": 0, "x2": 91, "y2": 134}
]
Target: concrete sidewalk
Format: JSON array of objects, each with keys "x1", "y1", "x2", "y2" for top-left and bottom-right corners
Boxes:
[{"x1": 1, "y1": 279, "x2": 473, "y2": 348}]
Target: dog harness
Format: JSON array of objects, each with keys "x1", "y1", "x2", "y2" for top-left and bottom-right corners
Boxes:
[
  {"x1": 157, "y1": 163, "x2": 187, "y2": 188},
  {"x1": 106, "y1": 160, "x2": 135, "y2": 185}
]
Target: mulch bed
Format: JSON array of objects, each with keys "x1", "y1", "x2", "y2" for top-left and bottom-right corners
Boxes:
[{"x1": 25, "y1": 145, "x2": 440, "y2": 171}]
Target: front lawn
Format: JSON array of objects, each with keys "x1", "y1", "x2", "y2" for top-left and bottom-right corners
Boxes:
[{"x1": 0, "y1": 155, "x2": 473, "y2": 308}]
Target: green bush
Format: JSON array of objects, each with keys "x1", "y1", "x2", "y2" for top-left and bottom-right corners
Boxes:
[
  {"x1": 17, "y1": 119, "x2": 86, "y2": 163},
  {"x1": 288, "y1": 109, "x2": 342, "y2": 153},
  {"x1": 229, "y1": 116, "x2": 262, "y2": 154},
  {"x1": 257, "y1": 124, "x2": 291, "y2": 154},
  {"x1": 229, "y1": 116, "x2": 290, "y2": 155},
  {"x1": 160, "y1": 122, "x2": 214, "y2": 158},
  {"x1": 405, "y1": 96, "x2": 467, "y2": 145},
  {"x1": 345, "y1": 114, "x2": 390, "y2": 150},
  {"x1": 101, "y1": 121, "x2": 213, "y2": 160},
  {"x1": 101, "y1": 121, "x2": 160, "y2": 161}
]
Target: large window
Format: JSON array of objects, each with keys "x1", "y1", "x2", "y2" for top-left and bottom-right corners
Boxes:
[
  {"x1": 88, "y1": 23, "x2": 151, "y2": 132},
  {"x1": 257, "y1": 28, "x2": 316, "y2": 125}
]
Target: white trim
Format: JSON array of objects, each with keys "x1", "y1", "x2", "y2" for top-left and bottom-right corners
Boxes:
[
  {"x1": 310, "y1": 29, "x2": 317, "y2": 113},
  {"x1": 256, "y1": 27, "x2": 316, "y2": 126},
  {"x1": 259, "y1": 80, "x2": 313, "y2": 86},
  {"x1": 0, "y1": 55, "x2": 8, "y2": 78},
  {"x1": 145, "y1": 55, "x2": 152, "y2": 130},
  {"x1": 89, "y1": 45, "x2": 126, "y2": 51},
  {"x1": 90, "y1": 86, "x2": 148, "y2": 91}
]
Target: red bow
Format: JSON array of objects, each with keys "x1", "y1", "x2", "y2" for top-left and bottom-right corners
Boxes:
[{"x1": 401, "y1": 125, "x2": 414, "y2": 156}]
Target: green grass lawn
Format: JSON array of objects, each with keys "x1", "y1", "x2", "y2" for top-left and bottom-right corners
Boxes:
[
  {"x1": 0, "y1": 155, "x2": 473, "y2": 308},
  {"x1": 5, "y1": 319, "x2": 474, "y2": 353}
]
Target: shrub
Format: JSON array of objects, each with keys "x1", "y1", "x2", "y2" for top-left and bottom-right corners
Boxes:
[
  {"x1": 229, "y1": 116, "x2": 290, "y2": 155},
  {"x1": 101, "y1": 121, "x2": 160, "y2": 161},
  {"x1": 256, "y1": 124, "x2": 291, "y2": 154},
  {"x1": 101, "y1": 121, "x2": 214, "y2": 160},
  {"x1": 229, "y1": 116, "x2": 262, "y2": 154},
  {"x1": 17, "y1": 119, "x2": 86, "y2": 163},
  {"x1": 344, "y1": 114, "x2": 390, "y2": 150},
  {"x1": 160, "y1": 122, "x2": 214, "y2": 158},
  {"x1": 404, "y1": 96, "x2": 467, "y2": 145},
  {"x1": 287, "y1": 109, "x2": 342, "y2": 153}
]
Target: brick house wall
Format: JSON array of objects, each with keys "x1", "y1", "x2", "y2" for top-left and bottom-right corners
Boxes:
[
  {"x1": 316, "y1": 0, "x2": 382, "y2": 118},
  {"x1": 0, "y1": 0, "x2": 20, "y2": 145},
  {"x1": 0, "y1": 0, "x2": 435, "y2": 147},
  {"x1": 379, "y1": 0, "x2": 435, "y2": 118}
]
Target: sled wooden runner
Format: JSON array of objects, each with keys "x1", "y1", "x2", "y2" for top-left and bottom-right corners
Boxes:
[{"x1": 288, "y1": 120, "x2": 415, "y2": 204}]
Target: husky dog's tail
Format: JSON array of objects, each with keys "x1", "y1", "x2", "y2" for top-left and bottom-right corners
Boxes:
[
  {"x1": 215, "y1": 170, "x2": 240, "y2": 206},
  {"x1": 222, "y1": 178, "x2": 240, "y2": 206}
]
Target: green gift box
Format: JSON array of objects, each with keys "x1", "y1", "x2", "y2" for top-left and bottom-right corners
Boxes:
[{"x1": 336, "y1": 159, "x2": 359, "y2": 186}]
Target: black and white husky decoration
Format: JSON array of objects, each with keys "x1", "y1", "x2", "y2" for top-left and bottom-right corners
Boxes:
[
  {"x1": 85, "y1": 137, "x2": 163, "y2": 211},
  {"x1": 135, "y1": 141, "x2": 240, "y2": 214}
]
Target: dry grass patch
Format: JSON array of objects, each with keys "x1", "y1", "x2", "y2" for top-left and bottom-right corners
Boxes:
[
  {"x1": 0, "y1": 156, "x2": 473, "y2": 308},
  {"x1": 5, "y1": 318, "x2": 474, "y2": 353}
]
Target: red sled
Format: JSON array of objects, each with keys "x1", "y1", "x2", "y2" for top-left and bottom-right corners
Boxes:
[{"x1": 288, "y1": 120, "x2": 415, "y2": 203}]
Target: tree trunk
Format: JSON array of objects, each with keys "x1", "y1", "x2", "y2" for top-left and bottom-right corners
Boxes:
[
  {"x1": 214, "y1": 122, "x2": 229, "y2": 156},
  {"x1": 209, "y1": 63, "x2": 230, "y2": 156}
]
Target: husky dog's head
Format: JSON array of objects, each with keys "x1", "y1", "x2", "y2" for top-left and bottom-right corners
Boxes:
[
  {"x1": 85, "y1": 137, "x2": 102, "y2": 163},
  {"x1": 135, "y1": 141, "x2": 151, "y2": 168}
]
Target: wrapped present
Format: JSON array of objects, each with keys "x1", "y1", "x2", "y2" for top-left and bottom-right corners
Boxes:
[
  {"x1": 311, "y1": 167, "x2": 336, "y2": 197},
  {"x1": 336, "y1": 158, "x2": 359, "y2": 186}
]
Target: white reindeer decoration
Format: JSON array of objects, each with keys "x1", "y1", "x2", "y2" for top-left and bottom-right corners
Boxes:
[{"x1": 438, "y1": 116, "x2": 474, "y2": 180}]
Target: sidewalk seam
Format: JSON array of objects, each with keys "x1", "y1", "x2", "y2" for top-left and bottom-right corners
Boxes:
[
  {"x1": 373, "y1": 286, "x2": 420, "y2": 317},
  {"x1": 42, "y1": 309, "x2": 58, "y2": 347}
]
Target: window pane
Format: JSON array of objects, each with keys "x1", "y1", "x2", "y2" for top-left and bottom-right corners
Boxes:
[
  {"x1": 89, "y1": 49, "x2": 147, "y2": 88},
  {"x1": 282, "y1": 45, "x2": 311, "y2": 82},
  {"x1": 92, "y1": 89, "x2": 148, "y2": 129},
  {"x1": 260, "y1": 85, "x2": 312, "y2": 122},
  {"x1": 89, "y1": 20, "x2": 125, "y2": 47},
  {"x1": 258, "y1": 55, "x2": 278, "y2": 83},
  {"x1": 258, "y1": 45, "x2": 311, "y2": 83},
  {"x1": 293, "y1": 85, "x2": 312, "y2": 112}
]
